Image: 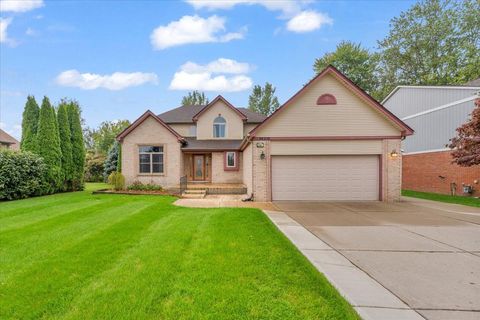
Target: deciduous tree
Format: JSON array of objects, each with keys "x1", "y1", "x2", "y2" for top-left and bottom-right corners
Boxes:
[
  {"x1": 313, "y1": 41, "x2": 380, "y2": 99},
  {"x1": 248, "y1": 83, "x2": 280, "y2": 116},
  {"x1": 181, "y1": 91, "x2": 209, "y2": 106},
  {"x1": 448, "y1": 99, "x2": 480, "y2": 166}
]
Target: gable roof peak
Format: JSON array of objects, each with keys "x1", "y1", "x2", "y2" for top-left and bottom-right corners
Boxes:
[{"x1": 192, "y1": 95, "x2": 247, "y2": 121}]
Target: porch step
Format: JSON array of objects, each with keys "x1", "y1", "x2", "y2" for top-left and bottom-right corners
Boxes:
[{"x1": 182, "y1": 189, "x2": 207, "y2": 199}]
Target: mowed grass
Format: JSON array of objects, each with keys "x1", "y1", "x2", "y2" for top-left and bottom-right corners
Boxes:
[
  {"x1": 0, "y1": 184, "x2": 359, "y2": 320},
  {"x1": 402, "y1": 189, "x2": 480, "y2": 208}
]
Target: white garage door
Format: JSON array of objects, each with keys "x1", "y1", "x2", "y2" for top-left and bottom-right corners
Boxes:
[{"x1": 272, "y1": 155, "x2": 379, "y2": 201}]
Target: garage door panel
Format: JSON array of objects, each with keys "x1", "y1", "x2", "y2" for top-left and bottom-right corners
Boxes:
[{"x1": 272, "y1": 155, "x2": 379, "y2": 201}]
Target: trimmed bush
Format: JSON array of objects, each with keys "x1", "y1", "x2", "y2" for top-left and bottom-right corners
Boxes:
[
  {"x1": 84, "y1": 152, "x2": 105, "y2": 182},
  {"x1": 108, "y1": 171, "x2": 125, "y2": 191},
  {"x1": 127, "y1": 181, "x2": 162, "y2": 191},
  {"x1": 0, "y1": 150, "x2": 47, "y2": 200}
]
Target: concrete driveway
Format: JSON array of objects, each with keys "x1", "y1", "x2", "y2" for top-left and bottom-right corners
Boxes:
[{"x1": 274, "y1": 198, "x2": 480, "y2": 320}]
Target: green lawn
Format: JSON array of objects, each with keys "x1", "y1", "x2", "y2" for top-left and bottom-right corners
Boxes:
[
  {"x1": 402, "y1": 189, "x2": 480, "y2": 208},
  {"x1": 0, "y1": 183, "x2": 358, "y2": 320}
]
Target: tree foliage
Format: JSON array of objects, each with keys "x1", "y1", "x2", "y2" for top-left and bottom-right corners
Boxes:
[
  {"x1": 313, "y1": 41, "x2": 380, "y2": 99},
  {"x1": 20, "y1": 95, "x2": 40, "y2": 153},
  {"x1": 37, "y1": 96, "x2": 62, "y2": 193},
  {"x1": 86, "y1": 120, "x2": 130, "y2": 155},
  {"x1": 57, "y1": 101, "x2": 73, "y2": 191},
  {"x1": 181, "y1": 91, "x2": 209, "y2": 106},
  {"x1": 103, "y1": 141, "x2": 120, "y2": 181},
  {"x1": 248, "y1": 83, "x2": 280, "y2": 116},
  {"x1": 67, "y1": 101, "x2": 86, "y2": 190},
  {"x1": 0, "y1": 150, "x2": 47, "y2": 200},
  {"x1": 377, "y1": 0, "x2": 480, "y2": 99},
  {"x1": 448, "y1": 99, "x2": 480, "y2": 166},
  {"x1": 84, "y1": 151, "x2": 105, "y2": 182}
]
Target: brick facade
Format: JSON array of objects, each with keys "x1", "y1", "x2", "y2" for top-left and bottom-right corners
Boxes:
[
  {"x1": 403, "y1": 150, "x2": 480, "y2": 196},
  {"x1": 383, "y1": 139, "x2": 402, "y2": 201}
]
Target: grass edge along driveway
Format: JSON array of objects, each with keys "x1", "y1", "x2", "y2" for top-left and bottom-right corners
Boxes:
[
  {"x1": 0, "y1": 183, "x2": 359, "y2": 319},
  {"x1": 403, "y1": 189, "x2": 480, "y2": 208}
]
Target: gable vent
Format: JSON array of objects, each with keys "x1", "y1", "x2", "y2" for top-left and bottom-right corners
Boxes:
[{"x1": 317, "y1": 93, "x2": 337, "y2": 105}]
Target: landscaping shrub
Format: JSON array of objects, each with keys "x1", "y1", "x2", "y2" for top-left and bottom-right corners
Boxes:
[
  {"x1": 84, "y1": 152, "x2": 105, "y2": 182},
  {"x1": 103, "y1": 141, "x2": 120, "y2": 182},
  {"x1": 127, "y1": 180, "x2": 162, "y2": 191},
  {"x1": 108, "y1": 171, "x2": 125, "y2": 191},
  {"x1": 0, "y1": 150, "x2": 47, "y2": 200}
]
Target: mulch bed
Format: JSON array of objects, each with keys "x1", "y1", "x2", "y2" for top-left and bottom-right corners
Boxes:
[{"x1": 92, "y1": 189, "x2": 178, "y2": 196}]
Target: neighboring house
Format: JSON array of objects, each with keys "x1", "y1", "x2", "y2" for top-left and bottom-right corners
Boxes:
[
  {"x1": 383, "y1": 83, "x2": 480, "y2": 196},
  {"x1": 0, "y1": 129, "x2": 20, "y2": 151},
  {"x1": 117, "y1": 66, "x2": 413, "y2": 201}
]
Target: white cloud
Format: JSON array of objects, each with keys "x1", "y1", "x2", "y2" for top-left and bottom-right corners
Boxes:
[
  {"x1": 181, "y1": 58, "x2": 253, "y2": 74},
  {"x1": 287, "y1": 10, "x2": 333, "y2": 33},
  {"x1": 186, "y1": 0, "x2": 305, "y2": 16},
  {"x1": 169, "y1": 58, "x2": 253, "y2": 92},
  {"x1": 150, "y1": 15, "x2": 245, "y2": 50},
  {"x1": 0, "y1": 0, "x2": 44, "y2": 12},
  {"x1": 55, "y1": 70, "x2": 158, "y2": 90},
  {"x1": 0, "y1": 17, "x2": 12, "y2": 43},
  {"x1": 25, "y1": 27, "x2": 37, "y2": 36}
]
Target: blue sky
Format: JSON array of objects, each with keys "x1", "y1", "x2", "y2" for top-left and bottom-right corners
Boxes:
[{"x1": 0, "y1": 0, "x2": 415, "y2": 139}]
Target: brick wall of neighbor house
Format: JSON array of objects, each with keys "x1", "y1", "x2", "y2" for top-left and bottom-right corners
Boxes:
[
  {"x1": 383, "y1": 139, "x2": 402, "y2": 201},
  {"x1": 121, "y1": 116, "x2": 182, "y2": 188},
  {"x1": 252, "y1": 140, "x2": 270, "y2": 201},
  {"x1": 211, "y1": 152, "x2": 243, "y2": 183},
  {"x1": 403, "y1": 150, "x2": 480, "y2": 197}
]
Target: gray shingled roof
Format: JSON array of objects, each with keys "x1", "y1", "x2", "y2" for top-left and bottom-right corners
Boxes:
[
  {"x1": 181, "y1": 138, "x2": 243, "y2": 151},
  {"x1": 158, "y1": 105, "x2": 266, "y2": 124},
  {"x1": 466, "y1": 78, "x2": 480, "y2": 87},
  {"x1": 0, "y1": 129, "x2": 19, "y2": 144}
]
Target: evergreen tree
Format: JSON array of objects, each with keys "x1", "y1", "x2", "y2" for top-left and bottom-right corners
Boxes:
[
  {"x1": 67, "y1": 101, "x2": 86, "y2": 190},
  {"x1": 20, "y1": 96, "x2": 40, "y2": 153},
  {"x1": 57, "y1": 101, "x2": 73, "y2": 191},
  {"x1": 37, "y1": 96, "x2": 62, "y2": 193},
  {"x1": 103, "y1": 141, "x2": 119, "y2": 181}
]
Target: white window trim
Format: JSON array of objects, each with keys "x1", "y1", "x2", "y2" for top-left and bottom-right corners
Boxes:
[
  {"x1": 226, "y1": 151, "x2": 236, "y2": 168},
  {"x1": 138, "y1": 145, "x2": 164, "y2": 175},
  {"x1": 213, "y1": 116, "x2": 227, "y2": 138}
]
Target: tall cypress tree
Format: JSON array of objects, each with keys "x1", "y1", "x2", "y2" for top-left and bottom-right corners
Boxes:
[
  {"x1": 67, "y1": 101, "x2": 85, "y2": 191},
  {"x1": 37, "y1": 96, "x2": 62, "y2": 193},
  {"x1": 20, "y1": 96, "x2": 40, "y2": 153},
  {"x1": 57, "y1": 101, "x2": 73, "y2": 191}
]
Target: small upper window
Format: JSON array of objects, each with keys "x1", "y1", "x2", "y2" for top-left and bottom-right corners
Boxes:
[
  {"x1": 226, "y1": 152, "x2": 236, "y2": 168},
  {"x1": 213, "y1": 115, "x2": 226, "y2": 138}
]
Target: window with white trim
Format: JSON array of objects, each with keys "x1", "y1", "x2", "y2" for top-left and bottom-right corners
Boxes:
[
  {"x1": 213, "y1": 115, "x2": 226, "y2": 138},
  {"x1": 139, "y1": 146, "x2": 164, "y2": 174},
  {"x1": 226, "y1": 151, "x2": 236, "y2": 168}
]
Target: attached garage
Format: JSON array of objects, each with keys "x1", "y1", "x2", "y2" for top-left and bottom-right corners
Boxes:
[{"x1": 272, "y1": 155, "x2": 380, "y2": 201}]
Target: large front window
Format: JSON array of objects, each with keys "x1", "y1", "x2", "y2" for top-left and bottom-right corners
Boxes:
[
  {"x1": 139, "y1": 146, "x2": 164, "y2": 174},
  {"x1": 213, "y1": 116, "x2": 226, "y2": 138}
]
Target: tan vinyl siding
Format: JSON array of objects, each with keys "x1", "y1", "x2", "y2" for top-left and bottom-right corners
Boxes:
[
  {"x1": 242, "y1": 144, "x2": 253, "y2": 195},
  {"x1": 256, "y1": 74, "x2": 401, "y2": 137},
  {"x1": 243, "y1": 123, "x2": 258, "y2": 136},
  {"x1": 270, "y1": 140, "x2": 382, "y2": 155},
  {"x1": 196, "y1": 100, "x2": 244, "y2": 140},
  {"x1": 121, "y1": 116, "x2": 181, "y2": 188}
]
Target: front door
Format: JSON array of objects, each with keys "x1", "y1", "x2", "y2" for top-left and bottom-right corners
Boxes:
[{"x1": 193, "y1": 155, "x2": 205, "y2": 181}]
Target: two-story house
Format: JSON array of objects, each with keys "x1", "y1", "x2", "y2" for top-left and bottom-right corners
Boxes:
[{"x1": 117, "y1": 66, "x2": 413, "y2": 202}]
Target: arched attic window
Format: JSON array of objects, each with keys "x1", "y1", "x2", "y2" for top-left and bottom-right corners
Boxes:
[
  {"x1": 213, "y1": 115, "x2": 226, "y2": 138},
  {"x1": 317, "y1": 93, "x2": 337, "y2": 105}
]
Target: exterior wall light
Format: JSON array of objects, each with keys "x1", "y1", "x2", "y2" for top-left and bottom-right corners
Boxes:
[
  {"x1": 390, "y1": 149, "x2": 398, "y2": 158},
  {"x1": 260, "y1": 151, "x2": 265, "y2": 160}
]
